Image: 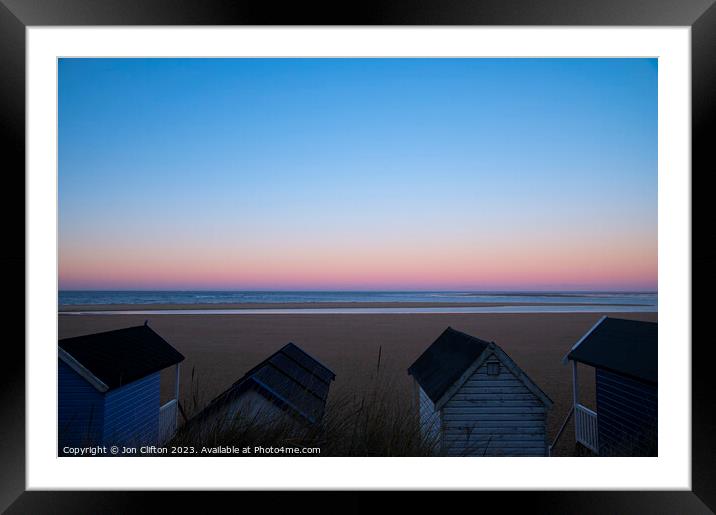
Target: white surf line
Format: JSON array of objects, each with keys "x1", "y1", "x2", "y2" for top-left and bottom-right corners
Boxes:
[{"x1": 59, "y1": 305, "x2": 658, "y2": 315}]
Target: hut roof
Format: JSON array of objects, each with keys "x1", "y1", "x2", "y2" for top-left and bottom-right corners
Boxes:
[
  {"x1": 407, "y1": 327, "x2": 490, "y2": 404},
  {"x1": 206, "y1": 343, "x2": 336, "y2": 425},
  {"x1": 566, "y1": 316, "x2": 657, "y2": 384},
  {"x1": 408, "y1": 327, "x2": 552, "y2": 408},
  {"x1": 58, "y1": 324, "x2": 185, "y2": 392}
]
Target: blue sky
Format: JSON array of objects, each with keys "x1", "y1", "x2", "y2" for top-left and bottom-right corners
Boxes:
[{"x1": 58, "y1": 58, "x2": 657, "y2": 291}]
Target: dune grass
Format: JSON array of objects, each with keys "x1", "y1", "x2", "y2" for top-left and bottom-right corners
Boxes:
[{"x1": 171, "y1": 349, "x2": 439, "y2": 457}]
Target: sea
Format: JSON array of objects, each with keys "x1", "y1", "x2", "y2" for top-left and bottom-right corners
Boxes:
[{"x1": 59, "y1": 291, "x2": 657, "y2": 315}]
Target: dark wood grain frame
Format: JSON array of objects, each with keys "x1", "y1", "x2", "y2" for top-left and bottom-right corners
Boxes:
[{"x1": 0, "y1": 1, "x2": 711, "y2": 512}]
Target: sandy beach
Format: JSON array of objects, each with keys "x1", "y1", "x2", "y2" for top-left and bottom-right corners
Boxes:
[{"x1": 58, "y1": 309, "x2": 657, "y2": 456}]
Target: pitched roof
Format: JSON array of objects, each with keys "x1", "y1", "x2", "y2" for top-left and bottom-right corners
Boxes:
[
  {"x1": 206, "y1": 343, "x2": 336, "y2": 425},
  {"x1": 407, "y1": 327, "x2": 491, "y2": 404},
  {"x1": 566, "y1": 317, "x2": 657, "y2": 384},
  {"x1": 58, "y1": 324, "x2": 185, "y2": 392}
]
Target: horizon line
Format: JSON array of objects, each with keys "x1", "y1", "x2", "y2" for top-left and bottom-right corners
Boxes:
[{"x1": 59, "y1": 289, "x2": 658, "y2": 294}]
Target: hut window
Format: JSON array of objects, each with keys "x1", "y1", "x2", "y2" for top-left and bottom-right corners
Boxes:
[{"x1": 487, "y1": 362, "x2": 500, "y2": 376}]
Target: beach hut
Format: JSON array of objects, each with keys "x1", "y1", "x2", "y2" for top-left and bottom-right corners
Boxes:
[
  {"x1": 196, "y1": 342, "x2": 336, "y2": 432},
  {"x1": 564, "y1": 316, "x2": 657, "y2": 456},
  {"x1": 58, "y1": 323, "x2": 185, "y2": 451},
  {"x1": 408, "y1": 327, "x2": 553, "y2": 456}
]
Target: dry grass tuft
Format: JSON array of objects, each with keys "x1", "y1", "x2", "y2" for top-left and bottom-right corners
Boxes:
[{"x1": 172, "y1": 349, "x2": 439, "y2": 456}]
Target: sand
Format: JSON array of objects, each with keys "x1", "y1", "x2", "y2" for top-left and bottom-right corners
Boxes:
[{"x1": 58, "y1": 309, "x2": 657, "y2": 456}]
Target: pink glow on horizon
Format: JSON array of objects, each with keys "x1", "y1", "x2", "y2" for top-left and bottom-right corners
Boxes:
[{"x1": 59, "y1": 233, "x2": 657, "y2": 291}]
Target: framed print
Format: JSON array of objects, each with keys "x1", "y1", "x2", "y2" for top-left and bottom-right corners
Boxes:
[{"x1": 1, "y1": 0, "x2": 712, "y2": 512}]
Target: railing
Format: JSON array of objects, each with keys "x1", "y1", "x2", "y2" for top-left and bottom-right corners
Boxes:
[
  {"x1": 159, "y1": 399, "x2": 178, "y2": 444},
  {"x1": 575, "y1": 403, "x2": 599, "y2": 454}
]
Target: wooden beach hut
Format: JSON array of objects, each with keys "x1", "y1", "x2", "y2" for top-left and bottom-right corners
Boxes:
[
  {"x1": 564, "y1": 316, "x2": 657, "y2": 456},
  {"x1": 58, "y1": 323, "x2": 184, "y2": 450},
  {"x1": 408, "y1": 327, "x2": 553, "y2": 456},
  {"x1": 196, "y1": 342, "x2": 336, "y2": 432}
]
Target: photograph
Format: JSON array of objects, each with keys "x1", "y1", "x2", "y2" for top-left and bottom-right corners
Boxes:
[{"x1": 56, "y1": 57, "x2": 659, "y2": 459}]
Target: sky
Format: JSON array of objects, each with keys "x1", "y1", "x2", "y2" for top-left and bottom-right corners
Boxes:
[{"x1": 58, "y1": 58, "x2": 657, "y2": 291}]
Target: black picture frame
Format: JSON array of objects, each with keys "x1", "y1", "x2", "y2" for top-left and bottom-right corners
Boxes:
[{"x1": 1, "y1": 1, "x2": 711, "y2": 512}]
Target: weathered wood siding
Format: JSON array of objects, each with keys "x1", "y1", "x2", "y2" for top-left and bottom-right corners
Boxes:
[
  {"x1": 58, "y1": 360, "x2": 105, "y2": 449},
  {"x1": 417, "y1": 384, "x2": 441, "y2": 447},
  {"x1": 103, "y1": 372, "x2": 161, "y2": 448},
  {"x1": 195, "y1": 389, "x2": 296, "y2": 440},
  {"x1": 596, "y1": 368, "x2": 657, "y2": 456},
  {"x1": 441, "y1": 355, "x2": 548, "y2": 456},
  {"x1": 223, "y1": 389, "x2": 290, "y2": 426}
]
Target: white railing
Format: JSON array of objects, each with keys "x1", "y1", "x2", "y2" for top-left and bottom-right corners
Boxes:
[
  {"x1": 575, "y1": 403, "x2": 599, "y2": 454},
  {"x1": 159, "y1": 399, "x2": 178, "y2": 444}
]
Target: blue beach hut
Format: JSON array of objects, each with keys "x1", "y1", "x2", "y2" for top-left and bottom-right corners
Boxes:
[
  {"x1": 564, "y1": 316, "x2": 657, "y2": 456},
  {"x1": 58, "y1": 323, "x2": 185, "y2": 451}
]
